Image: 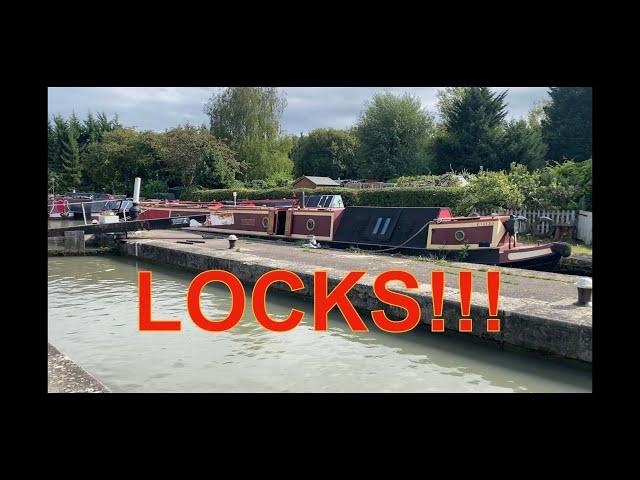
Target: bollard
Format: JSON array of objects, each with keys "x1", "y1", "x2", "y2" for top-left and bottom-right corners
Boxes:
[
  {"x1": 228, "y1": 234, "x2": 238, "y2": 249},
  {"x1": 575, "y1": 277, "x2": 592, "y2": 306}
]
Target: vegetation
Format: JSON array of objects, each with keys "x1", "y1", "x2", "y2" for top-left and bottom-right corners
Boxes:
[
  {"x1": 291, "y1": 128, "x2": 358, "y2": 179},
  {"x1": 205, "y1": 87, "x2": 292, "y2": 182},
  {"x1": 48, "y1": 87, "x2": 592, "y2": 214},
  {"x1": 353, "y1": 93, "x2": 435, "y2": 180},
  {"x1": 542, "y1": 87, "x2": 592, "y2": 162}
]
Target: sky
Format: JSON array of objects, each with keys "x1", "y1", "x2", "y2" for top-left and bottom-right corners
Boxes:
[{"x1": 48, "y1": 87, "x2": 550, "y2": 134}]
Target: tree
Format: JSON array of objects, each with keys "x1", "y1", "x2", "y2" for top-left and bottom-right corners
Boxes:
[
  {"x1": 501, "y1": 118, "x2": 548, "y2": 171},
  {"x1": 83, "y1": 128, "x2": 155, "y2": 194},
  {"x1": 541, "y1": 87, "x2": 592, "y2": 162},
  {"x1": 292, "y1": 128, "x2": 358, "y2": 179},
  {"x1": 433, "y1": 87, "x2": 509, "y2": 173},
  {"x1": 50, "y1": 115, "x2": 81, "y2": 191},
  {"x1": 161, "y1": 125, "x2": 243, "y2": 190},
  {"x1": 47, "y1": 119, "x2": 57, "y2": 172},
  {"x1": 527, "y1": 99, "x2": 549, "y2": 128},
  {"x1": 205, "y1": 87, "x2": 292, "y2": 182},
  {"x1": 354, "y1": 93, "x2": 434, "y2": 180}
]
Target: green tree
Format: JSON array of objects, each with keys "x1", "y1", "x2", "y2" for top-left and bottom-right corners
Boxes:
[
  {"x1": 47, "y1": 119, "x2": 57, "y2": 172},
  {"x1": 354, "y1": 93, "x2": 434, "y2": 180},
  {"x1": 292, "y1": 128, "x2": 358, "y2": 179},
  {"x1": 161, "y1": 125, "x2": 243, "y2": 189},
  {"x1": 501, "y1": 119, "x2": 547, "y2": 171},
  {"x1": 205, "y1": 87, "x2": 291, "y2": 182},
  {"x1": 541, "y1": 87, "x2": 592, "y2": 162},
  {"x1": 433, "y1": 87, "x2": 508, "y2": 173},
  {"x1": 83, "y1": 128, "x2": 155, "y2": 194},
  {"x1": 50, "y1": 114, "x2": 81, "y2": 191},
  {"x1": 527, "y1": 99, "x2": 549, "y2": 128}
]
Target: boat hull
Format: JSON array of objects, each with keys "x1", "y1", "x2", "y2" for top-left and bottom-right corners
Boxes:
[{"x1": 191, "y1": 228, "x2": 566, "y2": 272}]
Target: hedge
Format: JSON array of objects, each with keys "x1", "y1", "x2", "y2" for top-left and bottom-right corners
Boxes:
[{"x1": 183, "y1": 186, "x2": 468, "y2": 214}]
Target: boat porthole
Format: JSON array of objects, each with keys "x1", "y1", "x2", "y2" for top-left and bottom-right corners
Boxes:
[
  {"x1": 455, "y1": 230, "x2": 465, "y2": 241},
  {"x1": 306, "y1": 218, "x2": 315, "y2": 231},
  {"x1": 262, "y1": 217, "x2": 269, "y2": 228}
]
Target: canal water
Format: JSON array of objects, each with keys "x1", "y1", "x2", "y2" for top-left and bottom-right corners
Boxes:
[{"x1": 48, "y1": 256, "x2": 592, "y2": 393}]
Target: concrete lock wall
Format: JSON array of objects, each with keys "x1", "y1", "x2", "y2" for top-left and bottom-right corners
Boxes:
[
  {"x1": 120, "y1": 241, "x2": 592, "y2": 363},
  {"x1": 63, "y1": 230, "x2": 85, "y2": 255}
]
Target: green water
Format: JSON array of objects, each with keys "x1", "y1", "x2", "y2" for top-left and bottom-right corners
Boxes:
[{"x1": 48, "y1": 256, "x2": 592, "y2": 393}]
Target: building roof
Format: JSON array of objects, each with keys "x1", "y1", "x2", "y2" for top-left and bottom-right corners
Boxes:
[{"x1": 293, "y1": 176, "x2": 340, "y2": 186}]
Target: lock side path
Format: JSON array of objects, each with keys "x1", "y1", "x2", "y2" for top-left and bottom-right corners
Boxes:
[{"x1": 120, "y1": 229, "x2": 592, "y2": 363}]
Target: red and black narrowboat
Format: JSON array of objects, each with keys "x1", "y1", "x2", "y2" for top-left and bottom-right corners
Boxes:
[{"x1": 197, "y1": 194, "x2": 570, "y2": 271}]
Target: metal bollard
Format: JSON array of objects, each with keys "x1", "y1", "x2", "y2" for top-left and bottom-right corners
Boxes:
[
  {"x1": 574, "y1": 277, "x2": 592, "y2": 306},
  {"x1": 228, "y1": 234, "x2": 237, "y2": 249}
]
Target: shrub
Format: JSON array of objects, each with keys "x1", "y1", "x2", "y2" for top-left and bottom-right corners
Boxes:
[
  {"x1": 183, "y1": 160, "x2": 591, "y2": 214},
  {"x1": 183, "y1": 186, "x2": 468, "y2": 213},
  {"x1": 508, "y1": 160, "x2": 592, "y2": 210},
  {"x1": 458, "y1": 170, "x2": 524, "y2": 214},
  {"x1": 141, "y1": 179, "x2": 168, "y2": 199}
]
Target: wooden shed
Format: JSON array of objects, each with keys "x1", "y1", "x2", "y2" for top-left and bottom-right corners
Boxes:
[{"x1": 292, "y1": 176, "x2": 340, "y2": 189}]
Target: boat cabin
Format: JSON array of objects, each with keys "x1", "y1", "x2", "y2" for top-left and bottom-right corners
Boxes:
[{"x1": 205, "y1": 195, "x2": 345, "y2": 241}]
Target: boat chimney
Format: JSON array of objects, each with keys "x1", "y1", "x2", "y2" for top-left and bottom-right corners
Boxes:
[
  {"x1": 133, "y1": 177, "x2": 141, "y2": 203},
  {"x1": 130, "y1": 177, "x2": 142, "y2": 220}
]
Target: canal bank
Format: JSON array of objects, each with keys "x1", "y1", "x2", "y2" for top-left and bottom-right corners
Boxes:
[
  {"x1": 119, "y1": 230, "x2": 592, "y2": 364},
  {"x1": 48, "y1": 344, "x2": 110, "y2": 393}
]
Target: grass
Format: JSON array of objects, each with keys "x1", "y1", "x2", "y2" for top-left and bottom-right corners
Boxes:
[{"x1": 519, "y1": 234, "x2": 592, "y2": 256}]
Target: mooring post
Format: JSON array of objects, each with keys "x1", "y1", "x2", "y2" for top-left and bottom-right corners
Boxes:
[{"x1": 64, "y1": 230, "x2": 85, "y2": 255}]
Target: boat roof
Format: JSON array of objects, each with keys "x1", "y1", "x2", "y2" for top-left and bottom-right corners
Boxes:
[{"x1": 294, "y1": 176, "x2": 340, "y2": 186}]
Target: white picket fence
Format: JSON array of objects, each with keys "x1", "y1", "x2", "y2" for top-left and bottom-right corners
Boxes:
[
  {"x1": 478, "y1": 208, "x2": 580, "y2": 236},
  {"x1": 576, "y1": 210, "x2": 592, "y2": 245}
]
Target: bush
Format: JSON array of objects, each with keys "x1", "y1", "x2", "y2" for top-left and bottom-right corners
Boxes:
[
  {"x1": 184, "y1": 160, "x2": 591, "y2": 214},
  {"x1": 183, "y1": 186, "x2": 468, "y2": 213},
  {"x1": 508, "y1": 160, "x2": 592, "y2": 210},
  {"x1": 393, "y1": 172, "x2": 466, "y2": 188},
  {"x1": 458, "y1": 170, "x2": 524, "y2": 214},
  {"x1": 141, "y1": 179, "x2": 168, "y2": 199}
]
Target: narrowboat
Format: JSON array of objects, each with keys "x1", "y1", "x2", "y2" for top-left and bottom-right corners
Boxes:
[
  {"x1": 135, "y1": 198, "x2": 301, "y2": 223},
  {"x1": 64, "y1": 192, "x2": 127, "y2": 218},
  {"x1": 197, "y1": 194, "x2": 570, "y2": 271}
]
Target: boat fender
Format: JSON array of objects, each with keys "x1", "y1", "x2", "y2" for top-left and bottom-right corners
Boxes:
[{"x1": 550, "y1": 242, "x2": 572, "y2": 257}]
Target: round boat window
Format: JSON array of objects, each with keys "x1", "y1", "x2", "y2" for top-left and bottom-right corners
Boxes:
[
  {"x1": 306, "y1": 218, "x2": 315, "y2": 231},
  {"x1": 262, "y1": 217, "x2": 268, "y2": 228},
  {"x1": 455, "y1": 230, "x2": 465, "y2": 241}
]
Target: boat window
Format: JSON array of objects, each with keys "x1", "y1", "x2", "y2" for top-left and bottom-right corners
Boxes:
[
  {"x1": 380, "y1": 218, "x2": 391, "y2": 235},
  {"x1": 331, "y1": 196, "x2": 344, "y2": 208},
  {"x1": 305, "y1": 196, "x2": 321, "y2": 208},
  {"x1": 372, "y1": 217, "x2": 383, "y2": 234}
]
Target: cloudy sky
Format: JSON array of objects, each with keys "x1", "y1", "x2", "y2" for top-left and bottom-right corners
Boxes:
[{"x1": 48, "y1": 87, "x2": 550, "y2": 134}]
